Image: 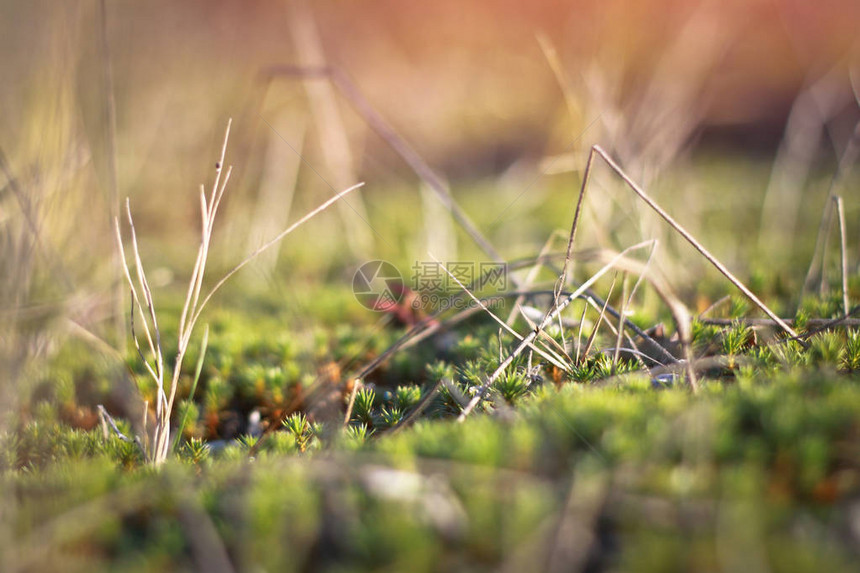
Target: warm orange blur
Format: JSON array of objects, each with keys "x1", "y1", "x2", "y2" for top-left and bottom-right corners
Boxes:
[{"x1": 2, "y1": 0, "x2": 857, "y2": 163}]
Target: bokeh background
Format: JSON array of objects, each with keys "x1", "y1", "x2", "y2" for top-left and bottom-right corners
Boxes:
[
  {"x1": 4, "y1": 4, "x2": 860, "y2": 570},
  {"x1": 2, "y1": 0, "x2": 859, "y2": 411}
]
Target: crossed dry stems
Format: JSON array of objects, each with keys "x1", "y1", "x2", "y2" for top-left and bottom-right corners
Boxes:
[{"x1": 451, "y1": 143, "x2": 799, "y2": 421}]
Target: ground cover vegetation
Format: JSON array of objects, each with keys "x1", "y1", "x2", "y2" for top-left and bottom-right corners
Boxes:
[{"x1": 2, "y1": 1, "x2": 860, "y2": 571}]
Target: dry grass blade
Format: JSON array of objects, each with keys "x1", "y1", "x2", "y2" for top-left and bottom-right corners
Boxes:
[
  {"x1": 262, "y1": 65, "x2": 515, "y2": 279},
  {"x1": 506, "y1": 230, "x2": 564, "y2": 326},
  {"x1": 610, "y1": 257, "x2": 697, "y2": 390},
  {"x1": 0, "y1": 146, "x2": 73, "y2": 291},
  {"x1": 613, "y1": 274, "x2": 629, "y2": 366},
  {"x1": 760, "y1": 68, "x2": 853, "y2": 257},
  {"x1": 698, "y1": 294, "x2": 732, "y2": 319},
  {"x1": 98, "y1": 0, "x2": 124, "y2": 347},
  {"x1": 581, "y1": 274, "x2": 617, "y2": 362},
  {"x1": 382, "y1": 379, "x2": 444, "y2": 436},
  {"x1": 625, "y1": 239, "x2": 658, "y2": 307},
  {"x1": 97, "y1": 405, "x2": 132, "y2": 444},
  {"x1": 834, "y1": 196, "x2": 849, "y2": 316},
  {"x1": 115, "y1": 118, "x2": 364, "y2": 463},
  {"x1": 191, "y1": 181, "x2": 365, "y2": 327},
  {"x1": 575, "y1": 302, "x2": 588, "y2": 363},
  {"x1": 537, "y1": 33, "x2": 581, "y2": 130},
  {"x1": 589, "y1": 146, "x2": 798, "y2": 339},
  {"x1": 802, "y1": 119, "x2": 860, "y2": 296},
  {"x1": 554, "y1": 149, "x2": 596, "y2": 307},
  {"x1": 342, "y1": 378, "x2": 363, "y2": 427},
  {"x1": 581, "y1": 296, "x2": 624, "y2": 339},
  {"x1": 287, "y1": 0, "x2": 373, "y2": 256},
  {"x1": 180, "y1": 119, "x2": 233, "y2": 343},
  {"x1": 432, "y1": 254, "x2": 570, "y2": 372},
  {"x1": 528, "y1": 319, "x2": 574, "y2": 366},
  {"x1": 457, "y1": 241, "x2": 656, "y2": 421},
  {"x1": 553, "y1": 144, "x2": 795, "y2": 340},
  {"x1": 701, "y1": 316, "x2": 860, "y2": 328},
  {"x1": 115, "y1": 201, "x2": 162, "y2": 384}
]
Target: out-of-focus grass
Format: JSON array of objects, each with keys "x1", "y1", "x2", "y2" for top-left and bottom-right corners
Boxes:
[
  {"x1": 3, "y1": 1, "x2": 860, "y2": 571},
  {"x1": 3, "y1": 149, "x2": 860, "y2": 568},
  {"x1": 4, "y1": 115, "x2": 860, "y2": 569},
  {"x1": 4, "y1": 369, "x2": 860, "y2": 572}
]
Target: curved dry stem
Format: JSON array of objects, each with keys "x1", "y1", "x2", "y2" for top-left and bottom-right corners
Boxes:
[{"x1": 602, "y1": 255, "x2": 697, "y2": 391}]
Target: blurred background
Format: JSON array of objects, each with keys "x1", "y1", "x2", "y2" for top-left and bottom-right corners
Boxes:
[
  {"x1": 1, "y1": 0, "x2": 859, "y2": 417},
  {"x1": 4, "y1": 4, "x2": 860, "y2": 569}
]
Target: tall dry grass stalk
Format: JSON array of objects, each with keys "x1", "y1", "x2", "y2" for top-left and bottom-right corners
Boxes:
[
  {"x1": 287, "y1": 0, "x2": 373, "y2": 257},
  {"x1": 115, "y1": 120, "x2": 364, "y2": 464},
  {"x1": 539, "y1": 7, "x2": 732, "y2": 286},
  {"x1": 243, "y1": 111, "x2": 306, "y2": 280},
  {"x1": 555, "y1": 145, "x2": 798, "y2": 340},
  {"x1": 450, "y1": 140, "x2": 812, "y2": 421},
  {"x1": 802, "y1": 118, "x2": 860, "y2": 297},
  {"x1": 759, "y1": 67, "x2": 853, "y2": 258},
  {"x1": 263, "y1": 65, "x2": 510, "y2": 274},
  {"x1": 97, "y1": 0, "x2": 124, "y2": 347}
]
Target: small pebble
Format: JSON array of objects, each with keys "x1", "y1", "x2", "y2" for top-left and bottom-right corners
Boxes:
[{"x1": 651, "y1": 373, "x2": 677, "y2": 390}]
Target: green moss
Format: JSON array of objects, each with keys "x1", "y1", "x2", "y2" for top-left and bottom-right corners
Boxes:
[{"x1": 6, "y1": 142, "x2": 860, "y2": 571}]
